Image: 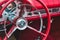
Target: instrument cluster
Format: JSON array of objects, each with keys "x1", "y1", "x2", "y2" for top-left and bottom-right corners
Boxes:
[{"x1": 2, "y1": 0, "x2": 21, "y2": 22}]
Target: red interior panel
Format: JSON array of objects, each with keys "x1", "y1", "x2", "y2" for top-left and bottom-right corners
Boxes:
[{"x1": 27, "y1": 0, "x2": 60, "y2": 9}]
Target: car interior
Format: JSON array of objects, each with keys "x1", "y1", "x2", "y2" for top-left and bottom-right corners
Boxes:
[{"x1": 0, "y1": 0, "x2": 60, "y2": 40}]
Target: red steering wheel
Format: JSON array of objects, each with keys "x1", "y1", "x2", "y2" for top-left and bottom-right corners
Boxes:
[{"x1": 0, "y1": 0, "x2": 51, "y2": 40}]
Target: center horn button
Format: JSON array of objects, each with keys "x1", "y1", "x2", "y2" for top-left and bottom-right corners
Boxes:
[{"x1": 16, "y1": 18, "x2": 28, "y2": 30}]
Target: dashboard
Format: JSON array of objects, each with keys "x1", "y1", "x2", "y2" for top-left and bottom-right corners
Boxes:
[
  {"x1": 27, "y1": 0, "x2": 60, "y2": 8},
  {"x1": 20, "y1": 0, "x2": 60, "y2": 21}
]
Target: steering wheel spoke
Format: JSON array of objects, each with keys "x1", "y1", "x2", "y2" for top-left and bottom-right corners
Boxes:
[
  {"x1": 4, "y1": 25, "x2": 17, "y2": 40},
  {"x1": 27, "y1": 26, "x2": 47, "y2": 37},
  {"x1": 24, "y1": 6, "x2": 27, "y2": 13}
]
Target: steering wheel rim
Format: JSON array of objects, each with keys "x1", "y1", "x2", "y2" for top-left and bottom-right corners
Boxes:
[
  {"x1": 35, "y1": 0, "x2": 51, "y2": 40},
  {"x1": 0, "y1": 0, "x2": 51, "y2": 40}
]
